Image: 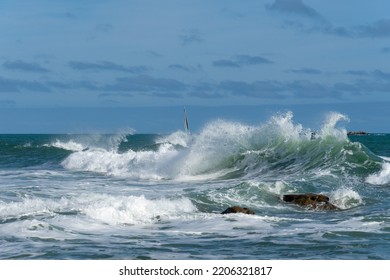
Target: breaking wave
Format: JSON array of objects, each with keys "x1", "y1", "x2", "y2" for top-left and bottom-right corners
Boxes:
[
  {"x1": 366, "y1": 162, "x2": 390, "y2": 186},
  {"x1": 59, "y1": 111, "x2": 381, "y2": 183},
  {"x1": 0, "y1": 194, "x2": 196, "y2": 226}
]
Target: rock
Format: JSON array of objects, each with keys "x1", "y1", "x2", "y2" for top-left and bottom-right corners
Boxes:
[
  {"x1": 221, "y1": 206, "x2": 255, "y2": 215},
  {"x1": 282, "y1": 193, "x2": 339, "y2": 211},
  {"x1": 347, "y1": 131, "x2": 368, "y2": 136}
]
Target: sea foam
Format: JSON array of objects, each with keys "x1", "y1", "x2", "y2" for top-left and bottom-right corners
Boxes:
[
  {"x1": 46, "y1": 139, "x2": 86, "y2": 152},
  {"x1": 366, "y1": 162, "x2": 390, "y2": 186},
  {"x1": 0, "y1": 194, "x2": 197, "y2": 226}
]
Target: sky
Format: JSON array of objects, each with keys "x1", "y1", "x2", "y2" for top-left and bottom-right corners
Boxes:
[{"x1": 1, "y1": 0, "x2": 390, "y2": 133}]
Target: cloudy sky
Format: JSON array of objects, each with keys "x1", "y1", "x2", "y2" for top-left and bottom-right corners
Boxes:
[{"x1": 1, "y1": 0, "x2": 390, "y2": 133}]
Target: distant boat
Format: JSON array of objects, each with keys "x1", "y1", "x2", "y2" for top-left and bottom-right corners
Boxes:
[{"x1": 184, "y1": 108, "x2": 190, "y2": 134}]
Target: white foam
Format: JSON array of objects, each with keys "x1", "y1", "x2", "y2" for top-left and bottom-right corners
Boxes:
[
  {"x1": 156, "y1": 130, "x2": 192, "y2": 148},
  {"x1": 81, "y1": 194, "x2": 196, "y2": 225},
  {"x1": 267, "y1": 111, "x2": 307, "y2": 140},
  {"x1": 0, "y1": 194, "x2": 197, "y2": 226},
  {"x1": 366, "y1": 162, "x2": 390, "y2": 185},
  {"x1": 380, "y1": 156, "x2": 390, "y2": 162},
  {"x1": 46, "y1": 139, "x2": 85, "y2": 152},
  {"x1": 330, "y1": 188, "x2": 363, "y2": 209},
  {"x1": 62, "y1": 144, "x2": 180, "y2": 179},
  {"x1": 319, "y1": 112, "x2": 349, "y2": 139},
  {"x1": 265, "y1": 181, "x2": 291, "y2": 195},
  {"x1": 0, "y1": 197, "x2": 53, "y2": 218},
  {"x1": 59, "y1": 111, "x2": 354, "y2": 181}
]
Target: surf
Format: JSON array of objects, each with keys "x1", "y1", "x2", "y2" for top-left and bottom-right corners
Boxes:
[
  {"x1": 56, "y1": 111, "x2": 382, "y2": 183},
  {"x1": 1, "y1": 114, "x2": 390, "y2": 260}
]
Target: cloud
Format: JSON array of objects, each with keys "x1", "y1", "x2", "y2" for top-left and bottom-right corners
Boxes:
[
  {"x1": 213, "y1": 60, "x2": 240, "y2": 68},
  {"x1": 335, "y1": 70, "x2": 390, "y2": 95},
  {"x1": 287, "y1": 68, "x2": 322, "y2": 75},
  {"x1": 217, "y1": 80, "x2": 286, "y2": 98},
  {"x1": 372, "y1": 70, "x2": 390, "y2": 80},
  {"x1": 169, "y1": 64, "x2": 201, "y2": 72},
  {"x1": 267, "y1": 1, "x2": 390, "y2": 39},
  {"x1": 382, "y1": 47, "x2": 390, "y2": 53},
  {"x1": 95, "y1": 23, "x2": 114, "y2": 33},
  {"x1": 334, "y1": 79, "x2": 390, "y2": 95},
  {"x1": 345, "y1": 70, "x2": 369, "y2": 77},
  {"x1": 63, "y1": 12, "x2": 77, "y2": 20},
  {"x1": 0, "y1": 99, "x2": 16, "y2": 106},
  {"x1": 68, "y1": 61, "x2": 148, "y2": 73},
  {"x1": 345, "y1": 69, "x2": 390, "y2": 80},
  {"x1": 0, "y1": 75, "x2": 101, "y2": 95},
  {"x1": 190, "y1": 78, "x2": 366, "y2": 100},
  {"x1": 46, "y1": 80, "x2": 100, "y2": 91},
  {"x1": 213, "y1": 55, "x2": 272, "y2": 68},
  {"x1": 287, "y1": 80, "x2": 337, "y2": 98},
  {"x1": 3, "y1": 60, "x2": 49, "y2": 73},
  {"x1": 190, "y1": 82, "x2": 226, "y2": 98},
  {"x1": 282, "y1": 18, "x2": 390, "y2": 38},
  {"x1": 236, "y1": 55, "x2": 273, "y2": 65},
  {"x1": 98, "y1": 76, "x2": 343, "y2": 101},
  {"x1": 266, "y1": 0, "x2": 325, "y2": 22},
  {"x1": 104, "y1": 75, "x2": 187, "y2": 97},
  {"x1": 0, "y1": 76, "x2": 51, "y2": 93},
  {"x1": 355, "y1": 19, "x2": 390, "y2": 38},
  {"x1": 179, "y1": 29, "x2": 203, "y2": 45}
]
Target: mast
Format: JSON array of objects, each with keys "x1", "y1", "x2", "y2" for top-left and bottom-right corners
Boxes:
[{"x1": 184, "y1": 108, "x2": 190, "y2": 134}]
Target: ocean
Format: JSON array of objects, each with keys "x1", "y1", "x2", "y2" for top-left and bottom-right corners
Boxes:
[{"x1": 0, "y1": 111, "x2": 389, "y2": 260}]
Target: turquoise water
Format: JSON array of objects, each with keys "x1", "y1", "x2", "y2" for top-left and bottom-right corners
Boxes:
[{"x1": 1, "y1": 112, "x2": 390, "y2": 259}]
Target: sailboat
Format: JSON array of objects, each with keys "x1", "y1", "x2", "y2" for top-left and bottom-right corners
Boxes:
[{"x1": 184, "y1": 108, "x2": 190, "y2": 134}]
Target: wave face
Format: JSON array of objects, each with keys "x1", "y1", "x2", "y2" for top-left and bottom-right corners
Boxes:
[{"x1": 55, "y1": 112, "x2": 382, "y2": 183}]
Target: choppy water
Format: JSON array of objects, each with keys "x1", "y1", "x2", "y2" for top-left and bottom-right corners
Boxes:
[{"x1": 1, "y1": 111, "x2": 389, "y2": 259}]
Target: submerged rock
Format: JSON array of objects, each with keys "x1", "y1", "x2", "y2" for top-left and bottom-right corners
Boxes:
[
  {"x1": 282, "y1": 193, "x2": 339, "y2": 211},
  {"x1": 221, "y1": 206, "x2": 255, "y2": 215}
]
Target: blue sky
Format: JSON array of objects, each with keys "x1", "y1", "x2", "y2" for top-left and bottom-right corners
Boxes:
[{"x1": 1, "y1": 0, "x2": 390, "y2": 133}]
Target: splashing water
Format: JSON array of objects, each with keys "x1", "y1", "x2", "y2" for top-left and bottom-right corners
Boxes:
[
  {"x1": 59, "y1": 111, "x2": 371, "y2": 181},
  {"x1": 366, "y1": 162, "x2": 390, "y2": 186}
]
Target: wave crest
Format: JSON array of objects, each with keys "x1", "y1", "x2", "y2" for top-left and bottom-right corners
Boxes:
[
  {"x1": 366, "y1": 162, "x2": 390, "y2": 186},
  {"x1": 60, "y1": 111, "x2": 379, "y2": 181}
]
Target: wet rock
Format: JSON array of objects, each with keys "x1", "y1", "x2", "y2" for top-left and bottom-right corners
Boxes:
[
  {"x1": 282, "y1": 193, "x2": 339, "y2": 211},
  {"x1": 221, "y1": 206, "x2": 255, "y2": 215},
  {"x1": 347, "y1": 131, "x2": 368, "y2": 136}
]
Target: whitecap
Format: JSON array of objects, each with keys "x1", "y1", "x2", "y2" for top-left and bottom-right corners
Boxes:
[
  {"x1": 330, "y1": 188, "x2": 363, "y2": 209},
  {"x1": 366, "y1": 162, "x2": 390, "y2": 186},
  {"x1": 46, "y1": 139, "x2": 85, "y2": 152}
]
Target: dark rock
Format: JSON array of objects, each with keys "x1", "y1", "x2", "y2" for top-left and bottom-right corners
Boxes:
[
  {"x1": 221, "y1": 206, "x2": 255, "y2": 215},
  {"x1": 282, "y1": 193, "x2": 339, "y2": 211},
  {"x1": 347, "y1": 131, "x2": 368, "y2": 136}
]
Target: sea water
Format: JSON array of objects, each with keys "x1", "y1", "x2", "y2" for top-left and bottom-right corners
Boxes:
[{"x1": 0, "y1": 111, "x2": 389, "y2": 259}]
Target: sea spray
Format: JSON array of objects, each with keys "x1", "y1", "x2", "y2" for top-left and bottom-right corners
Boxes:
[
  {"x1": 59, "y1": 111, "x2": 380, "y2": 181},
  {"x1": 46, "y1": 139, "x2": 85, "y2": 152},
  {"x1": 319, "y1": 112, "x2": 349, "y2": 139},
  {"x1": 61, "y1": 144, "x2": 180, "y2": 179},
  {"x1": 178, "y1": 119, "x2": 255, "y2": 177},
  {"x1": 156, "y1": 130, "x2": 192, "y2": 148},
  {"x1": 330, "y1": 187, "x2": 363, "y2": 209},
  {"x1": 48, "y1": 132, "x2": 134, "y2": 152}
]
